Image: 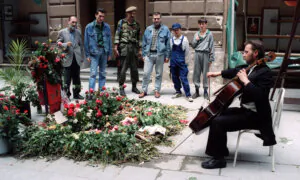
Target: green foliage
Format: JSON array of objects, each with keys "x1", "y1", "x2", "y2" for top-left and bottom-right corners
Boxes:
[
  {"x1": 7, "y1": 39, "x2": 29, "y2": 71},
  {"x1": 17, "y1": 87, "x2": 187, "y2": 164}
]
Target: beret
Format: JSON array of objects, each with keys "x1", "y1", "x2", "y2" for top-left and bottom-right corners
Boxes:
[{"x1": 126, "y1": 6, "x2": 137, "y2": 12}]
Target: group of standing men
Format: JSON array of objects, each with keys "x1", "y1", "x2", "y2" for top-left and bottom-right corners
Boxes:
[{"x1": 57, "y1": 6, "x2": 215, "y2": 102}]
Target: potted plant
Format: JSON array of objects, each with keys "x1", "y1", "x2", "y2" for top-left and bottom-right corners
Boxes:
[
  {"x1": 28, "y1": 40, "x2": 65, "y2": 113},
  {"x1": 0, "y1": 92, "x2": 30, "y2": 154}
]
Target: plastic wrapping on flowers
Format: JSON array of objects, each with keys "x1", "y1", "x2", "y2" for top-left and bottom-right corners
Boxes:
[{"x1": 18, "y1": 87, "x2": 188, "y2": 164}]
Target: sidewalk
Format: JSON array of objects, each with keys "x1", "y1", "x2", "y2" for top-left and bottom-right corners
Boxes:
[{"x1": 1, "y1": 81, "x2": 300, "y2": 180}]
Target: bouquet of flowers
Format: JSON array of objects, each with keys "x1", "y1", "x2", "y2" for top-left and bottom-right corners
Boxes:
[{"x1": 28, "y1": 40, "x2": 65, "y2": 91}]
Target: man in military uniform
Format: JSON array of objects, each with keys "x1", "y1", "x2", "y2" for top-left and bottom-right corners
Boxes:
[{"x1": 114, "y1": 6, "x2": 141, "y2": 96}]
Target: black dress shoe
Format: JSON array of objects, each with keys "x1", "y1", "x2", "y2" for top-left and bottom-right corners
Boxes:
[
  {"x1": 132, "y1": 87, "x2": 140, "y2": 94},
  {"x1": 201, "y1": 157, "x2": 226, "y2": 169},
  {"x1": 73, "y1": 94, "x2": 84, "y2": 100}
]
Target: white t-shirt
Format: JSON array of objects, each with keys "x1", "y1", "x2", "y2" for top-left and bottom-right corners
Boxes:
[{"x1": 170, "y1": 35, "x2": 190, "y2": 64}]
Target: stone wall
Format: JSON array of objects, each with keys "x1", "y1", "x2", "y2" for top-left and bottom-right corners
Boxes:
[
  {"x1": 47, "y1": 0, "x2": 77, "y2": 41},
  {"x1": 147, "y1": 0, "x2": 225, "y2": 88}
]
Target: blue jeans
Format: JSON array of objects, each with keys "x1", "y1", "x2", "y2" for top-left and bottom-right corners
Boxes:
[
  {"x1": 141, "y1": 53, "x2": 164, "y2": 93},
  {"x1": 89, "y1": 48, "x2": 107, "y2": 91}
]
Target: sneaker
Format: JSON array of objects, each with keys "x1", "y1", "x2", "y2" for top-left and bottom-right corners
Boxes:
[
  {"x1": 172, "y1": 93, "x2": 182, "y2": 99},
  {"x1": 186, "y1": 96, "x2": 193, "y2": 102}
]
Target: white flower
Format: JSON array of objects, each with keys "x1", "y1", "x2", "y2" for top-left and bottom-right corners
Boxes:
[
  {"x1": 86, "y1": 109, "x2": 93, "y2": 118},
  {"x1": 73, "y1": 119, "x2": 78, "y2": 124},
  {"x1": 71, "y1": 133, "x2": 79, "y2": 139}
]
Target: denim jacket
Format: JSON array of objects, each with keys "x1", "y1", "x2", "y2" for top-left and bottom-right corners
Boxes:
[
  {"x1": 142, "y1": 24, "x2": 171, "y2": 58},
  {"x1": 84, "y1": 21, "x2": 112, "y2": 58}
]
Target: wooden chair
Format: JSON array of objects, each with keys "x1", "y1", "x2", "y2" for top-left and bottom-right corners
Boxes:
[{"x1": 233, "y1": 88, "x2": 285, "y2": 172}]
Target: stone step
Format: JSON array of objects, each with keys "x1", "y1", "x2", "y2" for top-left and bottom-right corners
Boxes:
[{"x1": 80, "y1": 67, "x2": 144, "y2": 82}]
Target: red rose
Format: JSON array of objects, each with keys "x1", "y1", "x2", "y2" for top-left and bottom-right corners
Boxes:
[
  {"x1": 38, "y1": 122, "x2": 47, "y2": 128},
  {"x1": 89, "y1": 88, "x2": 94, "y2": 93},
  {"x1": 57, "y1": 42, "x2": 63, "y2": 46},
  {"x1": 76, "y1": 103, "x2": 80, "y2": 108},
  {"x1": 85, "y1": 90, "x2": 89, "y2": 94},
  {"x1": 10, "y1": 95, "x2": 16, "y2": 100},
  {"x1": 113, "y1": 125, "x2": 119, "y2": 131},
  {"x1": 67, "y1": 109, "x2": 74, "y2": 116},
  {"x1": 0, "y1": 93, "x2": 4, "y2": 97},
  {"x1": 119, "y1": 105, "x2": 123, "y2": 110},
  {"x1": 55, "y1": 57, "x2": 60, "y2": 63},
  {"x1": 116, "y1": 96, "x2": 122, "y2": 101},
  {"x1": 96, "y1": 110, "x2": 102, "y2": 118},
  {"x1": 24, "y1": 110, "x2": 28, "y2": 114},
  {"x1": 179, "y1": 119, "x2": 189, "y2": 124},
  {"x1": 3, "y1": 105, "x2": 9, "y2": 111},
  {"x1": 69, "y1": 103, "x2": 75, "y2": 109},
  {"x1": 64, "y1": 104, "x2": 68, "y2": 109},
  {"x1": 16, "y1": 109, "x2": 20, "y2": 115},
  {"x1": 102, "y1": 86, "x2": 106, "y2": 91},
  {"x1": 96, "y1": 99, "x2": 103, "y2": 105},
  {"x1": 105, "y1": 92, "x2": 109, "y2": 98},
  {"x1": 122, "y1": 84, "x2": 127, "y2": 89},
  {"x1": 61, "y1": 54, "x2": 66, "y2": 58},
  {"x1": 31, "y1": 71, "x2": 36, "y2": 77},
  {"x1": 147, "y1": 111, "x2": 152, "y2": 116}
]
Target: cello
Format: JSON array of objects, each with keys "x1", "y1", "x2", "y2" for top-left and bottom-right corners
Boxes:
[{"x1": 189, "y1": 52, "x2": 276, "y2": 133}]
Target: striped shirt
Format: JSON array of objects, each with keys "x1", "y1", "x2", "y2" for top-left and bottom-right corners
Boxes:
[{"x1": 150, "y1": 28, "x2": 159, "y2": 51}]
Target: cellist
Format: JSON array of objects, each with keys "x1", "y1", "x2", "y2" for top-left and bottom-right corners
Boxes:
[{"x1": 201, "y1": 40, "x2": 276, "y2": 169}]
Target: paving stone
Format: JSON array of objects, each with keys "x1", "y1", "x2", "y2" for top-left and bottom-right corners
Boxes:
[
  {"x1": 157, "y1": 170, "x2": 236, "y2": 180},
  {"x1": 115, "y1": 166, "x2": 160, "y2": 180},
  {"x1": 138, "y1": 155, "x2": 185, "y2": 171},
  {"x1": 181, "y1": 156, "x2": 220, "y2": 176},
  {"x1": 11, "y1": 158, "x2": 51, "y2": 171},
  {"x1": 221, "y1": 162, "x2": 300, "y2": 179},
  {"x1": 0, "y1": 156, "x2": 17, "y2": 167}
]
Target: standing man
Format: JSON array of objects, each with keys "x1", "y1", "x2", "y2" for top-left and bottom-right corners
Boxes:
[
  {"x1": 191, "y1": 17, "x2": 215, "y2": 99},
  {"x1": 84, "y1": 8, "x2": 112, "y2": 91},
  {"x1": 57, "y1": 16, "x2": 84, "y2": 100},
  {"x1": 138, "y1": 12, "x2": 171, "y2": 98},
  {"x1": 201, "y1": 40, "x2": 276, "y2": 169},
  {"x1": 169, "y1": 23, "x2": 193, "y2": 102},
  {"x1": 114, "y1": 6, "x2": 141, "y2": 96}
]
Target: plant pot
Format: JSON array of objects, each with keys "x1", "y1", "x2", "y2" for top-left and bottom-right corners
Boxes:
[{"x1": 0, "y1": 136, "x2": 9, "y2": 154}]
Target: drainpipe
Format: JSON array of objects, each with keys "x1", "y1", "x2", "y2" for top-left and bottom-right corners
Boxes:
[{"x1": 230, "y1": 0, "x2": 235, "y2": 57}]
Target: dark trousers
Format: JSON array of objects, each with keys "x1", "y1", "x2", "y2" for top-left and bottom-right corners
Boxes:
[
  {"x1": 63, "y1": 56, "x2": 81, "y2": 97},
  {"x1": 205, "y1": 107, "x2": 260, "y2": 158},
  {"x1": 170, "y1": 64, "x2": 191, "y2": 97},
  {"x1": 118, "y1": 44, "x2": 139, "y2": 87}
]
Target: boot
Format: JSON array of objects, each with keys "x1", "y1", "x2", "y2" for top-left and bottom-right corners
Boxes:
[
  {"x1": 132, "y1": 83, "x2": 140, "y2": 94},
  {"x1": 120, "y1": 88, "x2": 126, "y2": 96},
  {"x1": 204, "y1": 88, "x2": 208, "y2": 100},
  {"x1": 192, "y1": 88, "x2": 200, "y2": 99}
]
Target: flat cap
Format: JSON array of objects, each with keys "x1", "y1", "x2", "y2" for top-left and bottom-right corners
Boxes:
[
  {"x1": 126, "y1": 6, "x2": 137, "y2": 12},
  {"x1": 172, "y1": 23, "x2": 181, "y2": 30}
]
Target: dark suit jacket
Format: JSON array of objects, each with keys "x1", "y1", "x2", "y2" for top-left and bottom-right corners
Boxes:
[{"x1": 221, "y1": 64, "x2": 276, "y2": 146}]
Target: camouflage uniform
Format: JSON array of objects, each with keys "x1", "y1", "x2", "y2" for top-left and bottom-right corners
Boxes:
[{"x1": 114, "y1": 18, "x2": 141, "y2": 87}]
